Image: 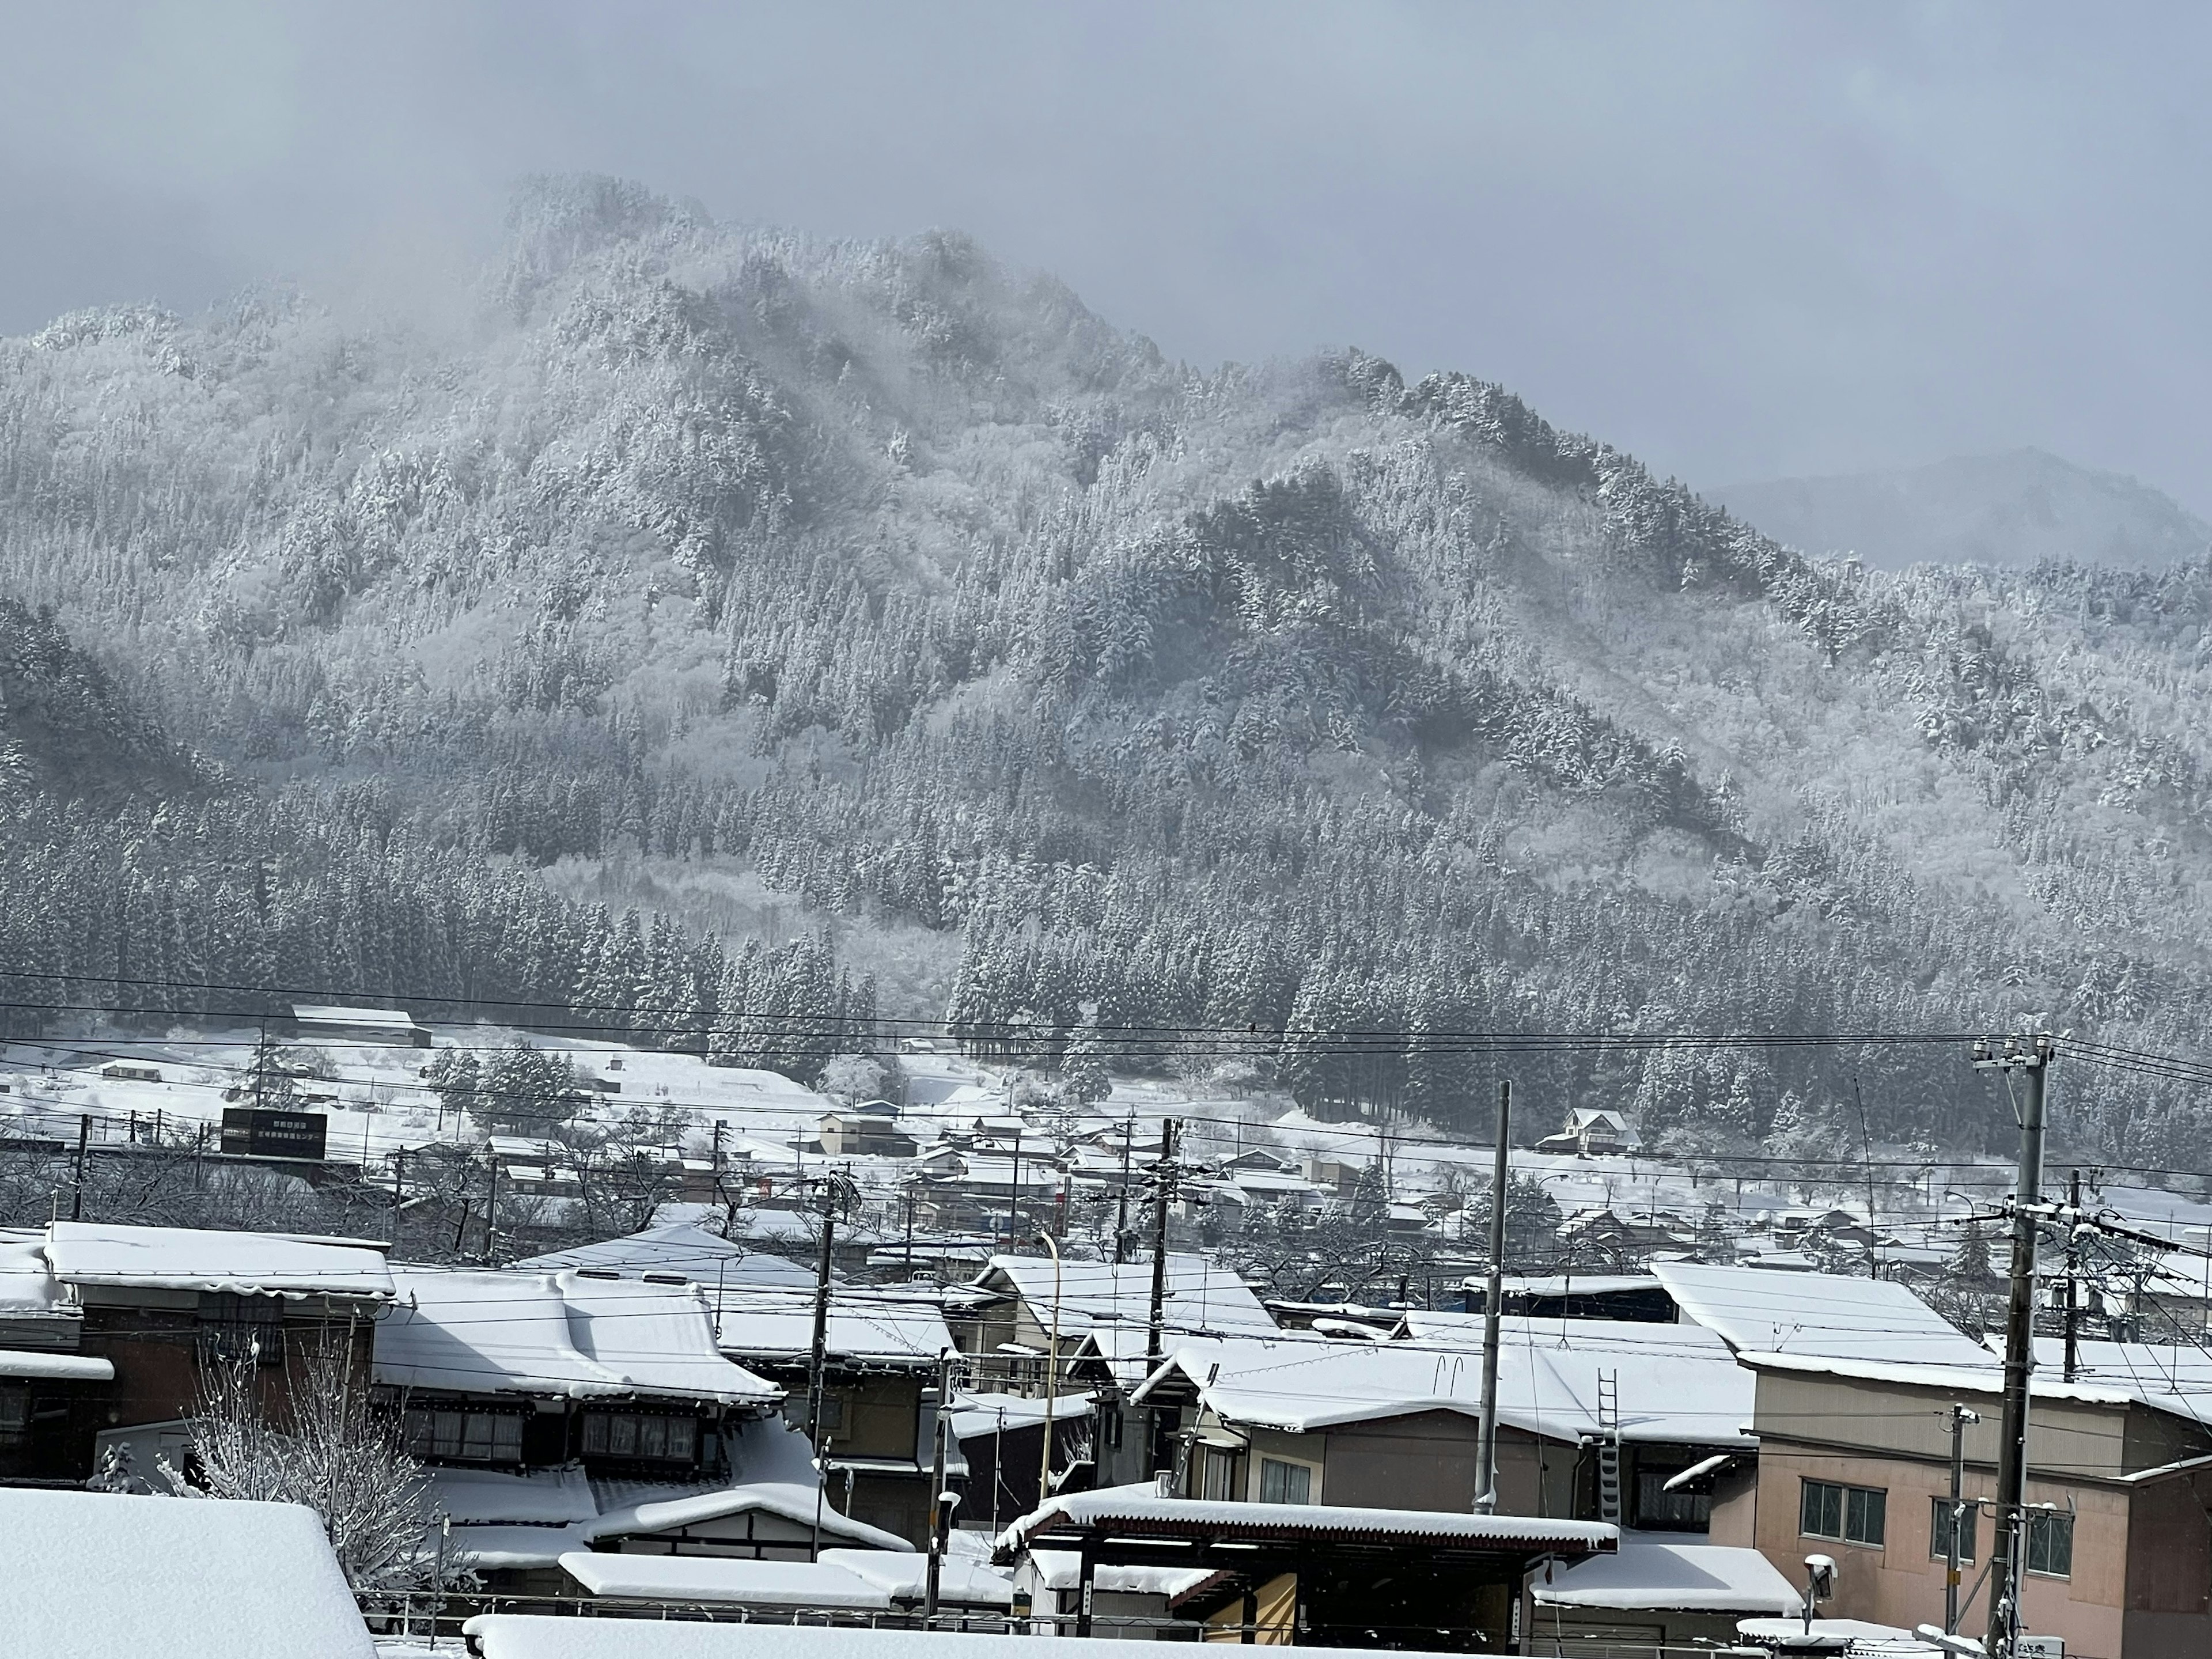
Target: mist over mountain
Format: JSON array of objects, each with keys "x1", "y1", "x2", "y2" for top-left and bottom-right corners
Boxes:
[
  {"x1": 1712, "y1": 449, "x2": 2210, "y2": 573},
  {"x1": 3, "y1": 176, "x2": 2211, "y2": 1169}
]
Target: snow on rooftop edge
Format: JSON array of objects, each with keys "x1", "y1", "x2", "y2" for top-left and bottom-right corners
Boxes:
[
  {"x1": 463, "y1": 1615, "x2": 1482, "y2": 1659},
  {"x1": 995, "y1": 1481, "x2": 1616, "y2": 1556}
]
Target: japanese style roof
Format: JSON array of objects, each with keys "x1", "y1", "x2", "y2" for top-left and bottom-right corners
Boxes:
[
  {"x1": 44, "y1": 1221, "x2": 396, "y2": 1300},
  {"x1": 376, "y1": 1267, "x2": 781, "y2": 1404},
  {"x1": 710, "y1": 1286, "x2": 953, "y2": 1366}
]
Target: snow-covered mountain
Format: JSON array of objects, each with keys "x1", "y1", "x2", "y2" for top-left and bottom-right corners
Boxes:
[
  {"x1": 1711, "y1": 449, "x2": 2209, "y2": 571},
  {"x1": 2, "y1": 176, "x2": 2209, "y2": 1167}
]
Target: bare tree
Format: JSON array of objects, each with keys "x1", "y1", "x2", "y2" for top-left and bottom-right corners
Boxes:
[{"x1": 156, "y1": 1341, "x2": 450, "y2": 1593}]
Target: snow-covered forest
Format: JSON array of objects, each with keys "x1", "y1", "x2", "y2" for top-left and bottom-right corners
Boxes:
[{"x1": 3, "y1": 176, "x2": 2209, "y2": 1166}]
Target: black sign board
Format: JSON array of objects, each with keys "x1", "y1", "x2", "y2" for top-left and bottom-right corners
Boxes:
[{"x1": 220, "y1": 1108, "x2": 328, "y2": 1161}]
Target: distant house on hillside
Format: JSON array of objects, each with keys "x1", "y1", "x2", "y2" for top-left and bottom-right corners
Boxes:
[
  {"x1": 817, "y1": 1108, "x2": 917, "y2": 1158},
  {"x1": 286, "y1": 1002, "x2": 430, "y2": 1047},
  {"x1": 1535, "y1": 1107, "x2": 1640, "y2": 1157}
]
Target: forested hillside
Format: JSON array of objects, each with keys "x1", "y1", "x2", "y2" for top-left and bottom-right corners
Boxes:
[{"x1": 3, "y1": 175, "x2": 2210, "y2": 1167}]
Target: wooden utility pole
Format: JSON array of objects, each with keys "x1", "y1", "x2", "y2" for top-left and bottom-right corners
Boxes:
[
  {"x1": 1113, "y1": 1115, "x2": 1134, "y2": 1265},
  {"x1": 804, "y1": 1172, "x2": 839, "y2": 1561},
  {"x1": 479, "y1": 1142, "x2": 502, "y2": 1264},
  {"x1": 1145, "y1": 1119, "x2": 1179, "y2": 1365},
  {"x1": 1474, "y1": 1080, "x2": 1510, "y2": 1513},
  {"x1": 69, "y1": 1113, "x2": 89, "y2": 1222},
  {"x1": 923, "y1": 1348, "x2": 954, "y2": 1620},
  {"x1": 1974, "y1": 1034, "x2": 2053, "y2": 1659}
]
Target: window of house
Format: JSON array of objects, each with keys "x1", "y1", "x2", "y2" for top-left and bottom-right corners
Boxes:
[
  {"x1": 783, "y1": 1393, "x2": 845, "y2": 1435},
  {"x1": 583, "y1": 1412, "x2": 699, "y2": 1463},
  {"x1": 198, "y1": 1291, "x2": 285, "y2": 1367},
  {"x1": 1929, "y1": 1498, "x2": 1977, "y2": 1562},
  {"x1": 404, "y1": 1408, "x2": 524, "y2": 1464},
  {"x1": 2025, "y1": 1511, "x2": 2074, "y2": 1578},
  {"x1": 1801, "y1": 1479, "x2": 1885, "y2": 1547},
  {"x1": 1197, "y1": 1444, "x2": 1240, "y2": 1501},
  {"x1": 1634, "y1": 1469, "x2": 1711, "y2": 1531},
  {"x1": 1258, "y1": 1457, "x2": 1312, "y2": 1505}
]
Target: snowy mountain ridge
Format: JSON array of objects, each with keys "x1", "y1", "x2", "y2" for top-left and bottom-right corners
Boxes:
[{"x1": 2, "y1": 175, "x2": 2210, "y2": 1171}]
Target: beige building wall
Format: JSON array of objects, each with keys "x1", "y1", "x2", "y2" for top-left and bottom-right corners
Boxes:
[{"x1": 1751, "y1": 1443, "x2": 2126, "y2": 1657}]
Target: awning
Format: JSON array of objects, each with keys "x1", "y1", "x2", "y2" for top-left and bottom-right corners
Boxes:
[{"x1": 0, "y1": 1349, "x2": 113, "y2": 1381}]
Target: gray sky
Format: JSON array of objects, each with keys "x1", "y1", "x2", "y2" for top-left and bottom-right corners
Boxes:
[{"x1": 4, "y1": 2, "x2": 2205, "y2": 510}]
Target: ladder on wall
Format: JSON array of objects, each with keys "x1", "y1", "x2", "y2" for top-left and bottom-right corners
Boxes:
[{"x1": 1596, "y1": 1369, "x2": 1623, "y2": 1524}]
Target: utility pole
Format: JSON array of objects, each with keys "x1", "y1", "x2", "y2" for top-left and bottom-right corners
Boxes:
[
  {"x1": 1974, "y1": 1033, "x2": 2053, "y2": 1659},
  {"x1": 1005, "y1": 1127, "x2": 1024, "y2": 1252},
  {"x1": 805, "y1": 1171, "x2": 839, "y2": 1562},
  {"x1": 480, "y1": 1142, "x2": 501, "y2": 1264},
  {"x1": 69, "y1": 1113, "x2": 89, "y2": 1222},
  {"x1": 391, "y1": 1147, "x2": 408, "y2": 1250},
  {"x1": 2063, "y1": 1170, "x2": 2082, "y2": 1384},
  {"x1": 1114, "y1": 1114, "x2": 1134, "y2": 1265},
  {"x1": 1145, "y1": 1119, "x2": 1179, "y2": 1365},
  {"x1": 923, "y1": 1348, "x2": 954, "y2": 1620},
  {"x1": 1474, "y1": 1080, "x2": 1510, "y2": 1514}
]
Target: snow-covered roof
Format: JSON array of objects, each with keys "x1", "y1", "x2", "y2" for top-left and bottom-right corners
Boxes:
[
  {"x1": 817, "y1": 1549, "x2": 1012, "y2": 1605},
  {"x1": 1533, "y1": 1531, "x2": 1802, "y2": 1613},
  {"x1": 711, "y1": 1287, "x2": 952, "y2": 1366},
  {"x1": 1744, "y1": 1345, "x2": 2212, "y2": 1421},
  {"x1": 44, "y1": 1221, "x2": 396, "y2": 1300},
  {"x1": 376, "y1": 1268, "x2": 780, "y2": 1404},
  {"x1": 975, "y1": 1253, "x2": 1278, "y2": 1340},
  {"x1": 1137, "y1": 1319, "x2": 1751, "y2": 1446},
  {"x1": 1026, "y1": 1547, "x2": 1212, "y2": 1598},
  {"x1": 0, "y1": 1489, "x2": 372, "y2": 1659},
  {"x1": 997, "y1": 1482, "x2": 1616, "y2": 1558},
  {"x1": 1653, "y1": 1262, "x2": 1993, "y2": 1368},
  {"x1": 0, "y1": 1229, "x2": 69, "y2": 1314},
  {"x1": 0, "y1": 1349, "x2": 111, "y2": 1380},
  {"x1": 579, "y1": 1482, "x2": 910, "y2": 1552},
  {"x1": 561, "y1": 1271, "x2": 785, "y2": 1402},
  {"x1": 2030, "y1": 1336, "x2": 2212, "y2": 1424},
  {"x1": 291, "y1": 1003, "x2": 420, "y2": 1029},
  {"x1": 512, "y1": 1223, "x2": 816, "y2": 1289},
  {"x1": 949, "y1": 1388, "x2": 1095, "y2": 1441},
  {"x1": 447, "y1": 1523, "x2": 590, "y2": 1570},
  {"x1": 559, "y1": 1552, "x2": 895, "y2": 1608}
]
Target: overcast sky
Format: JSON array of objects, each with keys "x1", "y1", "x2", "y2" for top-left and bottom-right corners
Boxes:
[{"x1": 3, "y1": 2, "x2": 2205, "y2": 510}]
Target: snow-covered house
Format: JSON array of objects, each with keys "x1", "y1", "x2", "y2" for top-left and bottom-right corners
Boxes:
[
  {"x1": 286, "y1": 1001, "x2": 431, "y2": 1047},
  {"x1": 0, "y1": 1221, "x2": 395, "y2": 1485},
  {"x1": 434, "y1": 1418, "x2": 914, "y2": 1594},
  {"x1": 1132, "y1": 1316, "x2": 1754, "y2": 1532},
  {"x1": 1533, "y1": 1107, "x2": 1641, "y2": 1157},
  {"x1": 817, "y1": 1109, "x2": 917, "y2": 1158},
  {"x1": 375, "y1": 1267, "x2": 781, "y2": 1479}
]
